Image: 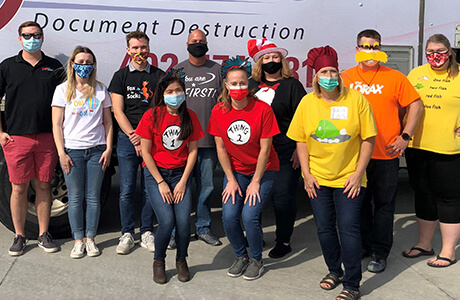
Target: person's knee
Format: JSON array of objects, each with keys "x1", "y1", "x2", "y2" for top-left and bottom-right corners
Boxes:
[
  {"x1": 32, "y1": 180, "x2": 51, "y2": 194},
  {"x1": 11, "y1": 183, "x2": 29, "y2": 197}
]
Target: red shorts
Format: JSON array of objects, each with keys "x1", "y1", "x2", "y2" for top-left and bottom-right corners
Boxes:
[{"x1": 2, "y1": 133, "x2": 58, "y2": 184}]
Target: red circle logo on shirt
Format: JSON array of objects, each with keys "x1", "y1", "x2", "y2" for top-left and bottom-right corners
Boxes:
[
  {"x1": 227, "y1": 120, "x2": 251, "y2": 145},
  {"x1": 162, "y1": 125, "x2": 183, "y2": 150},
  {"x1": 0, "y1": 0, "x2": 24, "y2": 31}
]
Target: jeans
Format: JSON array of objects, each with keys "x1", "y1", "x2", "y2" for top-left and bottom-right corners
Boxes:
[
  {"x1": 271, "y1": 148, "x2": 300, "y2": 243},
  {"x1": 310, "y1": 186, "x2": 364, "y2": 291},
  {"x1": 144, "y1": 166, "x2": 192, "y2": 260},
  {"x1": 193, "y1": 148, "x2": 218, "y2": 235},
  {"x1": 117, "y1": 131, "x2": 154, "y2": 235},
  {"x1": 361, "y1": 158, "x2": 399, "y2": 260},
  {"x1": 63, "y1": 145, "x2": 106, "y2": 240},
  {"x1": 222, "y1": 170, "x2": 277, "y2": 261}
]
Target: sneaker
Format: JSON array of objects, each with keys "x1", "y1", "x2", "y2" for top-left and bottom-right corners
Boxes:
[
  {"x1": 196, "y1": 232, "x2": 222, "y2": 246},
  {"x1": 8, "y1": 235, "x2": 27, "y2": 256},
  {"x1": 140, "y1": 231, "x2": 155, "y2": 252},
  {"x1": 167, "y1": 237, "x2": 176, "y2": 250},
  {"x1": 268, "y1": 242, "x2": 292, "y2": 258},
  {"x1": 85, "y1": 240, "x2": 100, "y2": 257},
  {"x1": 37, "y1": 231, "x2": 59, "y2": 253},
  {"x1": 227, "y1": 257, "x2": 249, "y2": 277},
  {"x1": 70, "y1": 241, "x2": 85, "y2": 259},
  {"x1": 243, "y1": 258, "x2": 264, "y2": 281},
  {"x1": 116, "y1": 233, "x2": 135, "y2": 255},
  {"x1": 367, "y1": 256, "x2": 386, "y2": 273}
]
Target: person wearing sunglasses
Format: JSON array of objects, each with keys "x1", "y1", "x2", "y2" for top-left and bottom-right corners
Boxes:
[
  {"x1": 0, "y1": 21, "x2": 64, "y2": 256},
  {"x1": 341, "y1": 29, "x2": 423, "y2": 274}
]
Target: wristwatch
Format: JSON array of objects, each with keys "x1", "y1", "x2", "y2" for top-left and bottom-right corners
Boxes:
[{"x1": 401, "y1": 133, "x2": 412, "y2": 141}]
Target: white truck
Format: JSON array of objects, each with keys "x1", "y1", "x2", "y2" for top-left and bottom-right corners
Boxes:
[{"x1": 1, "y1": 0, "x2": 459, "y2": 238}]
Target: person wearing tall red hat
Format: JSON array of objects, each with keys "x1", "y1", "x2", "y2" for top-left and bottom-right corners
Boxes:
[
  {"x1": 287, "y1": 46, "x2": 377, "y2": 300},
  {"x1": 247, "y1": 38, "x2": 306, "y2": 259}
]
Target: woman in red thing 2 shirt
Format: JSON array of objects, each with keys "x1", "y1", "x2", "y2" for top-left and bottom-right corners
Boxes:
[
  {"x1": 135, "y1": 68, "x2": 204, "y2": 284},
  {"x1": 207, "y1": 57, "x2": 280, "y2": 281}
]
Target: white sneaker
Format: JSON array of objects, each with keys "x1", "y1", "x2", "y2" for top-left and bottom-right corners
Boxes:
[
  {"x1": 70, "y1": 241, "x2": 85, "y2": 259},
  {"x1": 116, "y1": 233, "x2": 134, "y2": 255},
  {"x1": 85, "y1": 240, "x2": 100, "y2": 257},
  {"x1": 140, "y1": 231, "x2": 155, "y2": 252}
]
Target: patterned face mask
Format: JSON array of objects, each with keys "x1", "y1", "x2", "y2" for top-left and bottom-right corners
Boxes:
[
  {"x1": 73, "y1": 63, "x2": 95, "y2": 79},
  {"x1": 426, "y1": 52, "x2": 450, "y2": 68}
]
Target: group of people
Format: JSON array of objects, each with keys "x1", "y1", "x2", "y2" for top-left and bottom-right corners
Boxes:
[{"x1": 1, "y1": 20, "x2": 459, "y2": 300}]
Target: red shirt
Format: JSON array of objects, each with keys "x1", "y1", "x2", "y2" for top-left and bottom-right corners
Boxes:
[
  {"x1": 207, "y1": 98, "x2": 280, "y2": 175},
  {"x1": 136, "y1": 106, "x2": 204, "y2": 169}
]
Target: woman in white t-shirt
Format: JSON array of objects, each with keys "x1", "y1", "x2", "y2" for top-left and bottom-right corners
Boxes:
[{"x1": 52, "y1": 46, "x2": 113, "y2": 258}]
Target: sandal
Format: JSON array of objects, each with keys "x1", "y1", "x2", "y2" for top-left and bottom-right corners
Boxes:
[
  {"x1": 402, "y1": 246, "x2": 434, "y2": 258},
  {"x1": 336, "y1": 289, "x2": 360, "y2": 300},
  {"x1": 427, "y1": 255, "x2": 457, "y2": 268},
  {"x1": 319, "y1": 273, "x2": 343, "y2": 290}
]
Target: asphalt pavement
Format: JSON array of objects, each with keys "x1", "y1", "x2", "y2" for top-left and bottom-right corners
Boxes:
[{"x1": 0, "y1": 168, "x2": 459, "y2": 299}]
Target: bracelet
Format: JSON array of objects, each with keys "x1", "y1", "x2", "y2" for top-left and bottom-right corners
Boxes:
[{"x1": 157, "y1": 180, "x2": 164, "y2": 185}]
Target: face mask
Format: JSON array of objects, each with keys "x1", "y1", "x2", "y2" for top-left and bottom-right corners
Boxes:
[
  {"x1": 426, "y1": 52, "x2": 450, "y2": 68},
  {"x1": 73, "y1": 63, "x2": 95, "y2": 79},
  {"x1": 22, "y1": 38, "x2": 42, "y2": 53},
  {"x1": 227, "y1": 85, "x2": 249, "y2": 101},
  {"x1": 130, "y1": 51, "x2": 149, "y2": 64},
  {"x1": 164, "y1": 92, "x2": 186, "y2": 109},
  {"x1": 262, "y1": 61, "x2": 282, "y2": 74},
  {"x1": 187, "y1": 43, "x2": 209, "y2": 58},
  {"x1": 318, "y1": 76, "x2": 339, "y2": 91}
]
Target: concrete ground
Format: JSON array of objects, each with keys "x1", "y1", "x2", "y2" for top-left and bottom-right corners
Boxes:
[{"x1": 0, "y1": 168, "x2": 459, "y2": 299}]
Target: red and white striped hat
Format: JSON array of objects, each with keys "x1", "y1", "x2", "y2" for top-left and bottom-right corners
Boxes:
[{"x1": 247, "y1": 38, "x2": 288, "y2": 61}]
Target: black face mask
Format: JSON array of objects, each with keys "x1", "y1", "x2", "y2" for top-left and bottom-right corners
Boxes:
[
  {"x1": 187, "y1": 43, "x2": 209, "y2": 58},
  {"x1": 262, "y1": 61, "x2": 282, "y2": 74}
]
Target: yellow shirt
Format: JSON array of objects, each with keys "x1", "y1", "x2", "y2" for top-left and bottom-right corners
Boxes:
[
  {"x1": 287, "y1": 88, "x2": 377, "y2": 188},
  {"x1": 407, "y1": 64, "x2": 460, "y2": 154}
]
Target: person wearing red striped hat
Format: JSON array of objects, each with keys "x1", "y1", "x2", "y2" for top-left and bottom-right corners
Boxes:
[{"x1": 247, "y1": 38, "x2": 306, "y2": 259}]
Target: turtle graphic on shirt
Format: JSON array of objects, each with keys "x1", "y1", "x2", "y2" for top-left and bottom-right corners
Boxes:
[{"x1": 311, "y1": 120, "x2": 351, "y2": 143}]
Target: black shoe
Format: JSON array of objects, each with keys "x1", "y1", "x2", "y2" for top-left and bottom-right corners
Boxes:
[
  {"x1": 9, "y1": 235, "x2": 27, "y2": 256},
  {"x1": 268, "y1": 242, "x2": 292, "y2": 258},
  {"x1": 196, "y1": 232, "x2": 222, "y2": 246},
  {"x1": 37, "y1": 231, "x2": 59, "y2": 253}
]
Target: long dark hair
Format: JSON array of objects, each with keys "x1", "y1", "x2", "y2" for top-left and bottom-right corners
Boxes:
[{"x1": 151, "y1": 77, "x2": 193, "y2": 141}]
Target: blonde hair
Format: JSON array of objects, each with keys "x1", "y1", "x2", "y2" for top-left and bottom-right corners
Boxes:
[
  {"x1": 218, "y1": 68, "x2": 255, "y2": 111},
  {"x1": 312, "y1": 73, "x2": 347, "y2": 98},
  {"x1": 426, "y1": 34, "x2": 459, "y2": 79},
  {"x1": 65, "y1": 46, "x2": 100, "y2": 102},
  {"x1": 251, "y1": 52, "x2": 293, "y2": 82}
]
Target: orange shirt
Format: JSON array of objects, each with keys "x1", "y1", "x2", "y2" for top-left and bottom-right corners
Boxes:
[{"x1": 341, "y1": 65, "x2": 420, "y2": 159}]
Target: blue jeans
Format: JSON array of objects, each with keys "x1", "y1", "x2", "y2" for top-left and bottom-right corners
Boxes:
[
  {"x1": 117, "y1": 131, "x2": 154, "y2": 235},
  {"x1": 361, "y1": 158, "x2": 399, "y2": 260},
  {"x1": 271, "y1": 148, "x2": 300, "y2": 243},
  {"x1": 193, "y1": 148, "x2": 218, "y2": 235},
  {"x1": 310, "y1": 186, "x2": 364, "y2": 292},
  {"x1": 63, "y1": 145, "x2": 106, "y2": 240},
  {"x1": 222, "y1": 170, "x2": 277, "y2": 261},
  {"x1": 144, "y1": 166, "x2": 192, "y2": 260}
]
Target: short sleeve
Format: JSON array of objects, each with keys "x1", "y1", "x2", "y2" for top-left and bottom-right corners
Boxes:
[
  {"x1": 51, "y1": 84, "x2": 66, "y2": 107},
  {"x1": 287, "y1": 95, "x2": 308, "y2": 142},
  {"x1": 135, "y1": 109, "x2": 154, "y2": 140},
  {"x1": 108, "y1": 70, "x2": 124, "y2": 95},
  {"x1": 101, "y1": 85, "x2": 112, "y2": 108},
  {"x1": 206, "y1": 104, "x2": 222, "y2": 137},
  {"x1": 189, "y1": 110, "x2": 205, "y2": 141},
  {"x1": 260, "y1": 104, "x2": 280, "y2": 139},
  {"x1": 397, "y1": 74, "x2": 420, "y2": 108}
]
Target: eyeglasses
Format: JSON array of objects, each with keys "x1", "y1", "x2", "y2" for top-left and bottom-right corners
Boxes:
[
  {"x1": 358, "y1": 44, "x2": 382, "y2": 51},
  {"x1": 21, "y1": 33, "x2": 42, "y2": 40}
]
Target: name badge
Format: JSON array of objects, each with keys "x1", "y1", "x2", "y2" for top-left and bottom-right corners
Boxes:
[{"x1": 330, "y1": 106, "x2": 348, "y2": 120}]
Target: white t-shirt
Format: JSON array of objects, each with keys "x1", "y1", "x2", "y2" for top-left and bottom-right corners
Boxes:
[{"x1": 52, "y1": 82, "x2": 112, "y2": 149}]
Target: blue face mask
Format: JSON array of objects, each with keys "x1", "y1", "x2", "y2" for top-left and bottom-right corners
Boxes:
[
  {"x1": 73, "y1": 64, "x2": 95, "y2": 79},
  {"x1": 318, "y1": 76, "x2": 339, "y2": 91},
  {"x1": 22, "y1": 38, "x2": 42, "y2": 53},
  {"x1": 164, "y1": 92, "x2": 186, "y2": 109}
]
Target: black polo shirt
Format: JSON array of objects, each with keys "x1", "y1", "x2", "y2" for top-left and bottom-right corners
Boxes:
[{"x1": 0, "y1": 51, "x2": 64, "y2": 135}]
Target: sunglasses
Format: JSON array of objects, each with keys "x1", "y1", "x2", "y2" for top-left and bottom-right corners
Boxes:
[
  {"x1": 21, "y1": 33, "x2": 42, "y2": 40},
  {"x1": 358, "y1": 44, "x2": 382, "y2": 51}
]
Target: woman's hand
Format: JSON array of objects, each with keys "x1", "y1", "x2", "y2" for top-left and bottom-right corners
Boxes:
[
  {"x1": 158, "y1": 181, "x2": 174, "y2": 204},
  {"x1": 99, "y1": 149, "x2": 112, "y2": 171},
  {"x1": 60, "y1": 154, "x2": 74, "y2": 175},
  {"x1": 244, "y1": 180, "x2": 261, "y2": 207},
  {"x1": 343, "y1": 172, "x2": 363, "y2": 199},
  {"x1": 222, "y1": 179, "x2": 242, "y2": 204},
  {"x1": 303, "y1": 172, "x2": 320, "y2": 199},
  {"x1": 173, "y1": 179, "x2": 187, "y2": 203}
]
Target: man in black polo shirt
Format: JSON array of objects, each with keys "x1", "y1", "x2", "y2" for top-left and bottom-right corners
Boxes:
[
  {"x1": 0, "y1": 21, "x2": 63, "y2": 256},
  {"x1": 109, "y1": 31, "x2": 165, "y2": 255}
]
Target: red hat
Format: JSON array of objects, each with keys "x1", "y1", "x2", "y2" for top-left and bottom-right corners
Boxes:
[
  {"x1": 247, "y1": 38, "x2": 288, "y2": 61},
  {"x1": 307, "y1": 46, "x2": 338, "y2": 72}
]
